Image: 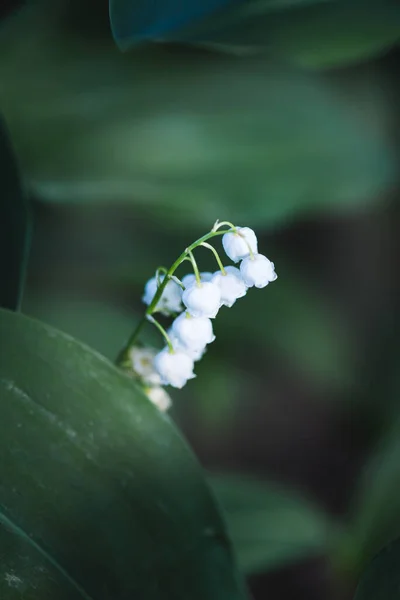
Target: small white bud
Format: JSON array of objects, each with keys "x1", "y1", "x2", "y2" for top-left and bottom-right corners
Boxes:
[
  {"x1": 172, "y1": 311, "x2": 215, "y2": 350},
  {"x1": 129, "y1": 346, "x2": 162, "y2": 386},
  {"x1": 145, "y1": 386, "x2": 172, "y2": 412},
  {"x1": 182, "y1": 281, "x2": 221, "y2": 319},
  {"x1": 142, "y1": 274, "x2": 183, "y2": 315},
  {"x1": 240, "y1": 254, "x2": 278, "y2": 288},
  {"x1": 222, "y1": 227, "x2": 258, "y2": 263},
  {"x1": 211, "y1": 266, "x2": 247, "y2": 307},
  {"x1": 182, "y1": 272, "x2": 213, "y2": 288},
  {"x1": 154, "y1": 347, "x2": 196, "y2": 389}
]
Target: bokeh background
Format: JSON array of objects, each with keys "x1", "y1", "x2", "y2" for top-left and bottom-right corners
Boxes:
[{"x1": 1, "y1": 1, "x2": 400, "y2": 599}]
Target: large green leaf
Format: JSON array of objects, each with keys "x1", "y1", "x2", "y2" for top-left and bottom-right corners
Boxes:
[
  {"x1": 209, "y1": 473, "x2": 331, "y2": 575},
  {"x1": 176, "y1": 0, "x2": 400, "y2": 68},
  {"x1": 0, "y1": 308, "x2": 249, "y2": 600},
  {"x1": 0, "y1": 118, "x2": 31, "y2": 311},
  {"x1": 0, "y1": 1, "x2": 395, "y2": 227},
  {"x1": 354, "y1": 538, "x2": 400, "y2": 600}
]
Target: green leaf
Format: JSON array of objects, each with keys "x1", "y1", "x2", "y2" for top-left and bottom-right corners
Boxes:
[
  {"x1": 0, "y1": 308, "x2": 249, "y2": 600},
  {"x1": 0, "y1": 118, "x2": 31, "y2": 311},
  {"x1": 354, "y1": 538, "x2": 400, "y2": 600},
  {"x1": 177, "y1": 0, "x2": 400, "y2": 68},
  {"x1": 0, "y1": 3, "x2": 395, "y2": 227},
  {"x1": 209, "y1": 473, "x2": 331, "y2": 575},
  {"x1": 21, "y1": 293, "x2": 157, "y2": 361},
  {"x1": 347, "y1": 426, "x2": 400, "y2": 570}
]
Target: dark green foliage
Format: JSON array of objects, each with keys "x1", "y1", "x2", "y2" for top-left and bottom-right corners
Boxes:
[{"x1": 0, "y1": 119, "x2": 31, "y2": 311}]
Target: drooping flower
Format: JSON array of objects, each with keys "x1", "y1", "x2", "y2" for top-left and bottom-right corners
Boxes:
[
  {"x1": 142, "y1": 273, "x2": 183, "y2": 315},
  {"x1": 222, "y1": 227, "x2": 258, "y2": 263},
  {"x1": 154, "y1": 347, "x2": 196, "y2": 388},
  {"x1": 171, "y1": 311, "x2": 215, "y2": 350},
  {"x1": 128, "y1": 346, "x2": 161, "y2": 386},
  {"x1": 182, "y1": 281, "x2": 221, "y2": 319},
  {"x1": 182, "y1": 272, "x2": 213, "y2": 288},
  {"x1": 168, "y1": 330, "x2": 207, "y2": 361},
  {"x1": 211, "y1": 266, "x2": 247, "y2": 307},
  {"x1": 240, "y1": 254, "x2": 277, "y2": 288}
]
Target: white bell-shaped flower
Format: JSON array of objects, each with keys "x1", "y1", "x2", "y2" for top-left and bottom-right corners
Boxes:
[
  {"x1": 168, "y1": 330, "x2": 207, "y2": 361},
  {"x1": 222, "y1": 227, "x2": 258, "y2": 263},
  {"x1": 240, "y1": 254, "x2": 278, "y2": 288},
  {"x1": 182, "y1": 272, "x2": 213, "y2": 288},
  {"x1": 182, "y1": 281, "x2": 221, "y2": 319},
  {"x1": 154, "y1": 347, "x2": 196, "y2": 389},
  {"x1": 142, "y1": 273, "x2": 183, "y2": 315},
  {"x1": 211, "y1": 266, "x2": 247, "y2": 307},
  {"x1": 129, "y1": 346, "x2": 161, "y2": 386},
  {"x1": 145, "y1": 386, "x2": 172, "y2": 412},
  {"x1": 172, "y1": 311, "x2": 215, "y2": 351}
]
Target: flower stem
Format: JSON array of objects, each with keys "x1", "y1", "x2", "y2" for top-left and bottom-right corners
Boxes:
[
  {"x1": 146, "y1": 315, "x2": 173, "y2": 351},
  {"x1": 201, "y1": 242, "x2": 226, "y2": 274},
  {"x1": 115, "y1": 224, "x2": 236, "y2": 366},
  {"x1": 186, "y1": 249, "x2": 201, "y2": 284}
]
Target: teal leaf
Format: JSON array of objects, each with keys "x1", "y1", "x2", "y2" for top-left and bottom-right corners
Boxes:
[
  {"x1": 0, "y1": 118, "x2": 31, "y2": 311},
  {"x1": 0, "y1": 3, "x2": 395, "y2": 227},
  {"x1": 0, "y1": 308, "x2": 249, "y2": 600},
  {"x1": 175, "y1": 0, "x2": 400, "y2": 68},
  {"x1": 210, "y1": 473, "x2": 331, "y2": 575}
]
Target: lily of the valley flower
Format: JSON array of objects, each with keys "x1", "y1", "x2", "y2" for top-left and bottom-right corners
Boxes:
[
  {"x1": 182, "y1": 272, "x2": 213, "y2": 288},
  {"x1": 128, "y1": 346, "x2": 161, "y2": 386},
  {"x1": 240, "y1": 254, "x2": 277, "y2": 288},
  {"x1": 211, "y1": 266, "x2": 247, "y2": 307},
  {"x1": 142, "y1": 273, "x2": 183, "y2": 315},
  {"x1": 182, "y1": 281, "x2": 221, "y2": 319},
  {"x1": 168, "y1": 330, "x2": 207, "y2": 361},
  {"x1": 222, "y1": 227, "x2": 258, "y2": 263},
  {"x1": 154, "y1": 347, "x2": 196, "y2": 388},
  {"x1": 172, "y1": 311, "x2": 215, "y2": 350}
]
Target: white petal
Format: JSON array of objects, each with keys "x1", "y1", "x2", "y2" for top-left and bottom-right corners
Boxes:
[
  {"x1": 222, "y1": 227, "x2": 258, "y2": 263},
  {"x1": 172, "y1": 311, "x2": 215, "y2": 350},
  {"x1": 182, "y1": 281, "x2": 221, "y2": 319},
  {"x1": 182, "y1": 272, "x2": 213, "y2": 288},
  {"x1": 129, "y1": 346, "x2": 161, "y2": 386},
  {"x1": 211, "y1": 266, "x2": 247, "y2": 307},
  {"x1": 240, "y1": 254, "x2": 277, "y2": 288},
  {"x1": 145, "y1": 386, "x2": 172, "y2": 412},
  {"x1": 142, "y1": 274, "x2": 183, "y2": 315},
  {"x1": 154, "y1": 347, "x2": 196, "y2": 389}
]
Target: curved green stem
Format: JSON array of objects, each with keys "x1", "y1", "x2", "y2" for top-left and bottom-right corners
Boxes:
[
  {"x1": 201, "y1": 242, "x2": 226, "y2": 274},
  {"x1": 146, "y1": 315, "x2": 173, "y2": 351},
  {"x1": 116, "y1": 225, "x2": 236, "y2": 365},
  {"x1": 186, "y1": 249, "x2": 201, "y2": 284}
]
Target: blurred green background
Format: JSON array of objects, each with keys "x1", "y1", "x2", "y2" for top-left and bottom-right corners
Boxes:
[{"x1": 1, "y1": 0, "x2": 400, "y2": 598}]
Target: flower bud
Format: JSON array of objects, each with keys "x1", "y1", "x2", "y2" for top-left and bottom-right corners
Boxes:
[
  {"x1": 211, "y1": 266, "x2": 247, "y2": 307},
  {"x1": 222, "y1": 227, "x2": 258, "y2": 263},
  {"x1": 142, "y1": 274, "x2": 182, "y2": 315},
  {"x1": 182, "y1": 281, "x2": 221, "y2": 319},
  {"x1": 172, "y1": 311, "x2": 215, "y2": 350},
  {"x1": 240, "y1": 254, "x2": 277, "y2": 288},
  {"x1": 145, "y1": 386, "x2": 172, "y2": 412},
  {"x1": 154, "y1": 347, "x2": 196, "y2": 389}
]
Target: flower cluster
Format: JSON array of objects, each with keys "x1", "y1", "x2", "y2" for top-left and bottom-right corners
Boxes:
[{"x1": 123, "y1": 222, "x2": 277, "y2": 408}]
